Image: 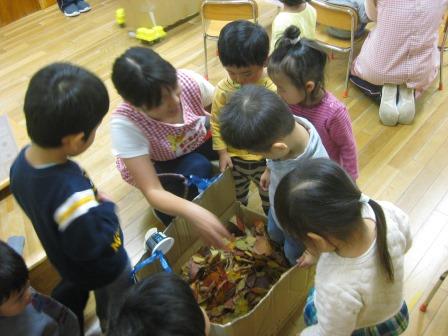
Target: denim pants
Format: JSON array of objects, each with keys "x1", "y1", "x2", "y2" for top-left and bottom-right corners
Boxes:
[{"x1": 267, "y1": 209, "x2": 305, "y2": 265}]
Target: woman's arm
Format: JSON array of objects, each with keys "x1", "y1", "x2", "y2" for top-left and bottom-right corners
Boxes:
[{"x1": 123, "y1": 155, "x2": 231, "y2": 248}]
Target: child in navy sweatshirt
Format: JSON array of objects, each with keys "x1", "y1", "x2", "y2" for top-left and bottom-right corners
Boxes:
[{"x1": 10, "y1": 63, "x2": 132, "y2": 333}]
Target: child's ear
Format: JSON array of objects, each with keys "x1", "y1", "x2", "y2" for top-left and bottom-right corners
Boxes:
[
  {"x1": 271, "y1": 142, "x2": 288, "y2": 153},
  {"x1": 61, "y1": 132, "x2": 85, "y2": 152},
  {"x1": 305, "y1": 81, "x2": 316, "y2": 94},
  {"x1": 307, "y1": 232, "x2": 335, "y2": 252}
]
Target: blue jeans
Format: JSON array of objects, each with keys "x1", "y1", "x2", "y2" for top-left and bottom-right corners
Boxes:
[{"x1": 267, "y1": 209, "x2": 305, "y2": 265}]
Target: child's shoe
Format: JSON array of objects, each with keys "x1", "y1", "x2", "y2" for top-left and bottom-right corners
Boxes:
[
  {"x1": 379, "y1": 84, "x2": 399, "y2": 126},
  {"x1": 63, "y1": 4, "x2": 80, "y2": 17},
  {"x1": 76, "y1": 0, "x2": 91, "y2": 13},
  {"x1": 397, "y1": 85, "x2": 415, "y2": 124}
]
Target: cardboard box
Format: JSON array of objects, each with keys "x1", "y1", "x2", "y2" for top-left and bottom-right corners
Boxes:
[{"x1": 135, "y1": 170, "x2": 314, "y2": 336}]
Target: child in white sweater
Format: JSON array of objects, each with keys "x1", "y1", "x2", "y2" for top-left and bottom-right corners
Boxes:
[{"x1": 274, "y1": 158, "x2": 411, "y2": 335}]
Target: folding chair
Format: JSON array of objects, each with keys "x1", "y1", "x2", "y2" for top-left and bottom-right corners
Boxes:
[
  {"x1": 200, "y1": 0, "x2": 258, "y2": 79},
  {"x1": 438, "y1": 13, "x2": 448, "y2": 90},
  {"x1": 310, "y1": 0, "x2": 366, "y2": 98}
]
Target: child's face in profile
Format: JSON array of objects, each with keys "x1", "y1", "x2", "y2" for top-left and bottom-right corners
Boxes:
[
  {"x1": 0, "y1": 284, "x2": 32, "y2": 317},
  {"x1": 270, "y1": 72, "x2": 306, "y2": 105},
  {"x1": 225, "y1": 65, "x2": 265, "y2": 86},
  {"x1": 143, "y1": 85, "x2": 182, "y2": 123}
]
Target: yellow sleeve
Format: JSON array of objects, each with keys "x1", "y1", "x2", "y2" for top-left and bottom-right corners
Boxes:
[{"x1": 211, "y1": 83, "x2": 230, "y2": 151}]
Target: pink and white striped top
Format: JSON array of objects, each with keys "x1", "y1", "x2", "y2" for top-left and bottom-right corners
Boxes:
[
  {"x1": 352, "y1": 0, "x2": 448, "y2": 92},
  {"x1": 112, "y1": 70, "x2": 209, "y2": 184},
  {"x1": 288, "y1": 91, "x2": 358, "y2": 180}
]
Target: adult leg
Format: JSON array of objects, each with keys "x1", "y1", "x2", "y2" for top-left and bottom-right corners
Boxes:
[
  {"x1": 153, "y1": 151, "x2": 214, "y2": 224},
  {"x1": 349, "y1": 75, "x2": 382, "y2": 104},
  {"x1": 94, "y1": 260, "x2": 133, "y2": 332},
  {"x1": 52, "y1": 279, "x2": 89, "y2": 333}
]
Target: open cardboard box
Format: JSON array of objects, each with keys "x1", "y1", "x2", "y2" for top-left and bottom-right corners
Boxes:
[{"x1": 135, "y1": 170, "x2": 314, "y2": 336}]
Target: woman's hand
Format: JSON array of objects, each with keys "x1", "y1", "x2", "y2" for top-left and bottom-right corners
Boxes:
[{"x1": 186, "y1": 203, "x2": 233, "y2": 249}]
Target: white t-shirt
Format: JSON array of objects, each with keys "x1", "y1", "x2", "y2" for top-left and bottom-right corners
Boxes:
[
  {"x1": 110, "y1": 69, "x2": 215, "y2": 159},
  {"x1": 301, "y1": 201, "x2": 412, "y2": 336}
]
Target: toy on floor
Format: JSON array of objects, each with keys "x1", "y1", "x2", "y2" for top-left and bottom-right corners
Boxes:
[{"x1": 115, "y1": 8, "x2": 166, "y2": 44}]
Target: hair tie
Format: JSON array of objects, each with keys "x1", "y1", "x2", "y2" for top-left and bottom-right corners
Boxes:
[
  {"x1": 289, "y1": 36, "x2": 301, "y2": 45},
  {"x1": 359, "y1": 193, "x2": 370, "y2": 204}
]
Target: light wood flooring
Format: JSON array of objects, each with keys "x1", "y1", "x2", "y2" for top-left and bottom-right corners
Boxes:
[{"x1": 0, "y1": 1, "x2": 447, "y2": 335}]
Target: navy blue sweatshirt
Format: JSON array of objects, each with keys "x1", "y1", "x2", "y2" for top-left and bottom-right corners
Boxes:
[{"x1": 10, "y1": 147, "x2": 128, "y2": 289}]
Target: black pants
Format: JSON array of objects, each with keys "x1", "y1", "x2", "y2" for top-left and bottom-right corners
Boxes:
[
  {"x1": 52, "y1": 280, "x2": 89, "y2": 333},
  {"x1": 349, "y1": 75, "x2": 382, "y2": 105}
]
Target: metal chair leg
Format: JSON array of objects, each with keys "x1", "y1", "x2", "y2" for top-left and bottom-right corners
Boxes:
[
  {"x1": 440, "y1": 47, "x2": 444, "y2": 91},
  {"x1": 343, "y1": 49, "x2": 353, "y2": 98},
  {"x1": 420, "y1": 270, "x2": 448, "y2": 312},
  {"x1": 203, "y1": 35, "x2": 209, "y2": 80}
]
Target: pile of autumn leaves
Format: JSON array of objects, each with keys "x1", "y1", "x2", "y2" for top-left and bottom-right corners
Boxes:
[{"x1": 181, "y1": 217, "x2": 290, "y2": 324}]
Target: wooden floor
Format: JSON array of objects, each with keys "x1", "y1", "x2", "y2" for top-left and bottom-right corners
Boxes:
[{"x1": 0, "y1": 1, "x2": 447, "y2": 335}]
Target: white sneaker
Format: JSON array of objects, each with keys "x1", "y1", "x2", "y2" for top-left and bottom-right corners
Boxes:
[
  {"x1": 379, "y1": 84, "x2": 399, "y2": 126},
  {"x1": 397, "y1": 85, "x2": 415, "y2": 124}
]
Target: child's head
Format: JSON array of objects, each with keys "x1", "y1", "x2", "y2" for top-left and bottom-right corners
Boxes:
[
  {"x1": 112, "y1": 47, "x2": 180, "y2": 122},
  {"x1": 219, "y1": 85, "x2": 295, "y2": 159},
  {"x1": 268, "y1": 26, "x2": 327, "y2": 105},
  {"x1": 109, "y1": 272, "x2": 210, "y2": 336},
  {"x1": 24, "y1": 63, "x2": 109, "y2": 154},
  {"x1": 275, "y1": 158, "x2": 395, "y2": 281},
  {"x1": 280, "y1": 0, "x2": 309, "y2": 7},
  {"x1": 218, "y1": 20, "x2": 269, "y2": 85},
  {"x1": 0, "y1": 241, "x2": 32, "y2": 317}
]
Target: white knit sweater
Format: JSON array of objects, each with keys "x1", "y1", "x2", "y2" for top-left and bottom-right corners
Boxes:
[{"x1": 301, "y1": 201, "x2": 412, "y2": 336}]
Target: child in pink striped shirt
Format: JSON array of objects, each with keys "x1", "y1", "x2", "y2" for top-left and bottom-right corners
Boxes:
[{"x1": 268, "y1": 26, "x2": 358, "y2": 180}]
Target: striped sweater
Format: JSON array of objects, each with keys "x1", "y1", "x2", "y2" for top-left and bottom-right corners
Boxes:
[
  {"x1": 288, "y1": 91, "x2": 359, "y2": 180},
  {"x1": 10, "y1": 147, "x2": 128, "y2": 289}
]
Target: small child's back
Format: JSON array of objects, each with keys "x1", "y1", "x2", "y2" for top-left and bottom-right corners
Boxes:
[
  {"x1": 10, "y1": 148, "x2": 128, "y2": 289},
  {"x1": 271, "y1": 3, "x2": 316, "y2": 50}
]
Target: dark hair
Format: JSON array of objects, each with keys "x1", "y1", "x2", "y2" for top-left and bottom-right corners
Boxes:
[
  {"x1": 219, "y1": 85, "x2": 295, "y2": 153},
  {"x1": 218, "y1": 20, "x2": 269, "y2": 67},
  {"x1": 0, "y1": 241, "x2": 29, "y2": 304},
  {"x1": 24, "y1": 63, "x2": 109, "y2": 148},
  {"x1": 274, "y1": 158, "x2": 395, "y2": 281},
  {"x1": 108, "y1": 273, "x2": 206, "y2": 336},
  {"x1": 268, "y1": 26, "x2": 327, "y2": 102},
  {"x1": 280, "y1": 0, "x2": 310, "y2": 6},
  {"x1": 112, "y1": 47, "x2": 177, "y2": 109}
]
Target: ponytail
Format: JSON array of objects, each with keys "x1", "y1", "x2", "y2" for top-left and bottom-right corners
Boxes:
[{"x1": 368, "y1": 199, "x2": 394, "y2": 282}]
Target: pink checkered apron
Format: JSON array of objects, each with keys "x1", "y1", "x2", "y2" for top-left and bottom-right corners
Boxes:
[{"x1": 112, "y1": 70, "x2": 210, "y2": 184}]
